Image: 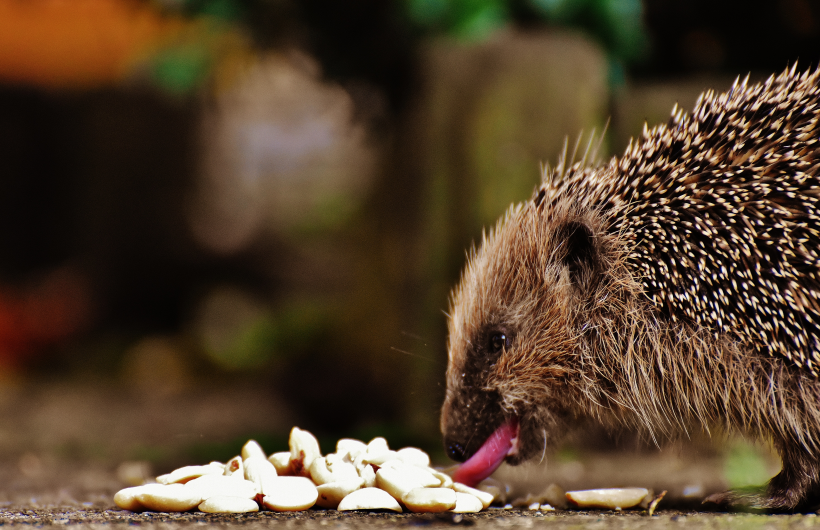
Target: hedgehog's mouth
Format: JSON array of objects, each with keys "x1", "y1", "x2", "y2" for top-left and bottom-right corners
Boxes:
[{"x1": 452, "y1": 417, "x2": 519, "y2": 487}]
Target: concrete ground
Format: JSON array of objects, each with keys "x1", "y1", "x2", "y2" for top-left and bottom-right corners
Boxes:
[
  {"x1": 0, "y1": 454, "x2": 813, "y2": 530},
  {"x1": 0, "y1": 379, "x2": 813, "y2": 528},
  {"x1": 3, "y1": 505, "x2": 820, "y2": 529}
]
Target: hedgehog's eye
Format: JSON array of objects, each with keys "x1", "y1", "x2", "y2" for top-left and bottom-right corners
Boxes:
[{"x1": 489, "y1": 333, "x2": 510, "y2": 354}]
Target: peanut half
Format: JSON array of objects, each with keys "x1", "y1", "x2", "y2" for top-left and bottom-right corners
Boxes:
[{"x1": 337, "y1": 487, "x2": 402, "y2": 512}]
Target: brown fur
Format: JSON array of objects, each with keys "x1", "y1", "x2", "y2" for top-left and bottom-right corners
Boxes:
[{"x1": 441, "y1": 66, "x2": 820, "y2": 510}]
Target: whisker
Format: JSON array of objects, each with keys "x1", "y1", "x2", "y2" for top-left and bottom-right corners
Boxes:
[
  {"x1": 389, "y1": 346, "x2": 443, "y2": 366},
  {"x1": 401, "y1": 330, "x2": 428, "y2": 345}
]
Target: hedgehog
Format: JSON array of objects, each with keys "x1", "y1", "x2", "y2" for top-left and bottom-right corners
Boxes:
[{"x1": 440, "y1": 65, "x2": 820, "y2": 511}]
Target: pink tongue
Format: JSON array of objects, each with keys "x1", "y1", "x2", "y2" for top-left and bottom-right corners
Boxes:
[{"x1": 453, "y1": 418, "x2": 519, "y2": 487}]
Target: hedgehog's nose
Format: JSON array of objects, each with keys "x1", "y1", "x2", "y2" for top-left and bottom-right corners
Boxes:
[{"x1": 445, "y1": 438, "x2": 468, "y2": 462}]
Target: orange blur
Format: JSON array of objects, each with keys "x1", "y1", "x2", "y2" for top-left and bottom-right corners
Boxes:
[{"x1": 0, "y1": 0, "x2": 184, "y2": 88}]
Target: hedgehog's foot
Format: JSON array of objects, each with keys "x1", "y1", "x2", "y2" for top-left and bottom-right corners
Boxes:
[
  {"x1": 760, "y1": 443, "x2": 820, "y2": 512},
  {"x1": 702, "y1": 451, "x2": 820, "y2": 513},
  {"x1": 762, "y1": 465, "x2": 820, "y2": 512}
]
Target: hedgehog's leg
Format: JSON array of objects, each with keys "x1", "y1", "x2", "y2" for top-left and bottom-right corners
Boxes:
[
  {"x1": 762, "y1": 440, "x2": 820, "y2": 511},
  {"x1": 703, "y1": 441, "x2": 820, "y2": 512}
]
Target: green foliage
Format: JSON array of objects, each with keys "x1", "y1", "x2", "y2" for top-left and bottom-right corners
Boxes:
[
  {"x1": 145, "y1": 0, "x2": 246, "y2": 96},
  {"x1": 173, "y1": 0, "x2": 245, "y2": 21},
  {"x1": 151, "y1": 44, "x2": 213, "y2": 96},
  {"x1": 201, "y1": 308, "x2": 279, "y2": 371},
  {"x1": 530, "y1": 0, "x2": 648, "y2": 62},
  {"x1": 406, "y1": 0, "x2": 649, "y2": 66},
  {"x1": 407, "y1": 0, "x2": 509, "y2": 40},
  {"x1": 226, "y1": 313, "x2": 279, "y2": 368},
  {"x1": 723, "y1": 440, "x2": 772, "y2": 489}
]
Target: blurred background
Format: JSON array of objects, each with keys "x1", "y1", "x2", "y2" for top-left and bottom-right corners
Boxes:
[{"x1": 0, "y1": 0, "x2": 815, "y2": 505}]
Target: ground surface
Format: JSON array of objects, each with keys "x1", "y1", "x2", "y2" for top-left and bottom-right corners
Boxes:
[
  {"x1": 3, "y1": 508, "x2": 820, "y2": 529},
  {"x1": 0, "y1": 379, "x2": 811, "y2": 528},
  {"x1": 0, "y1": 462, "x2": 816, "y2": 530}
]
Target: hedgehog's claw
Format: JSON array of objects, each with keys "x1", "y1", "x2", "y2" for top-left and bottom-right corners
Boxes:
[{"x1": 702, "y1": 489, "x2": 765, "y2": 511}]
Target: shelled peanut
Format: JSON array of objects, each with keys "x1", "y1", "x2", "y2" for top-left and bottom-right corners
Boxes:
[{"x1": 114, "y1": 426, "x2": 497, "y2": 514}]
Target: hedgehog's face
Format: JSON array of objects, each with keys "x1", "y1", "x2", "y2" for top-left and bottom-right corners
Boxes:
[{"x1": 440, "y1": 204, "x2": 600, "y2": 485}]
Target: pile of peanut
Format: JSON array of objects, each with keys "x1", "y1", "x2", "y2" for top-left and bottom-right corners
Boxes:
[{"x1": 114, "y1": 427, "x2": 495, "y2": 514}]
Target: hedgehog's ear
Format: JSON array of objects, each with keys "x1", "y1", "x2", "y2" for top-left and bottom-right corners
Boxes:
[{"x1": 558, "y1": 221, "x2": 599, "y2": 287}]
